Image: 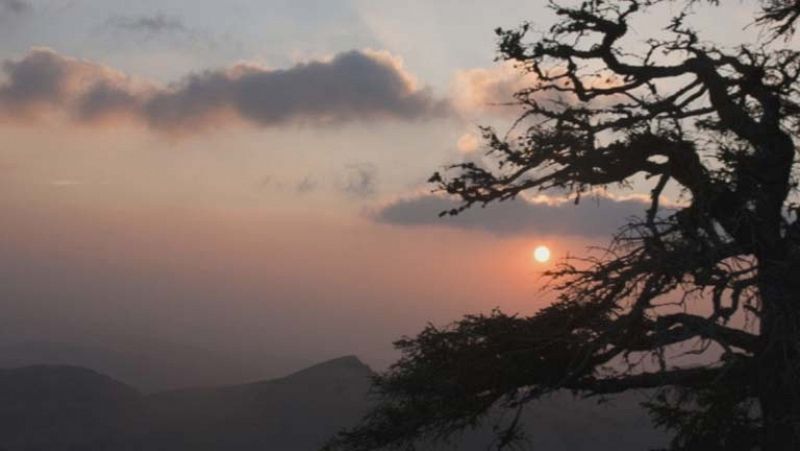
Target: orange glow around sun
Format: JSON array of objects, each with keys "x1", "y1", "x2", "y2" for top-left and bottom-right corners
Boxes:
[{"x1": 533, "y1": 245, "x2": 551, "y2": 263}]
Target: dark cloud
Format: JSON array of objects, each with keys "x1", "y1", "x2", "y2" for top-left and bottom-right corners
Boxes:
[
  {"x1": 76, "y1": 81, "x2": 140, "y2": 120},
  {"x1": 105, "y1": 13, "x2": 188, "y2": 36},
  {"x1": 341, "y1": 163, "x2": 378, "y2": 198},
  {"x1": 0, "y1": 49, "x2": 67, "y2": 109},
  {"x1": 0, "y1": 0, "x2": 30, "y2": 15},
  {"x1": 372, "y1": 193, "x2": 657, "y2": 238},
  {"x1": 0, "y1": 48, "x2": 449, "y2": 130}
]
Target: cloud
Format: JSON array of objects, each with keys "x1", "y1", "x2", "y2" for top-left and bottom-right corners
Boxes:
[
  {"x1": 0, "y1": 0, "x2": 30, "y2": 15},
  {"x1": 341, "y1": 163, "x2": 378, "y2": 198},
  {"x1": 456, "y1": 131, "x2": 481, "y2": 153},
  {"x1": 451, "y1": 61, "x2": 532, "y2": 117},
  {"x1": 105, "y1": 13, "x2": 188, "y2": 37},
  {"x1": 0, "y1": 49, "x2": 132, "y2": 119},
  {"x1": 371, "y1": 192, "x2": 659, "y2": 238},
  {"x1": 0, "y1": 48, "x2": 449, "y2": 130},
  {"x1": 452, "y1": 61, "x2": 625, "y2": 118}
]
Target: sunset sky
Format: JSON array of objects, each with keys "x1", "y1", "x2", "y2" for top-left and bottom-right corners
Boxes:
[{"x1": 0, "y1": 0, "x2": 764, "y2": 383}]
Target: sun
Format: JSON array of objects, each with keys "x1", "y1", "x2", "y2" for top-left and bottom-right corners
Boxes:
[{"x1": 533, "y1": 245, "x2": 551, "y2": 263}]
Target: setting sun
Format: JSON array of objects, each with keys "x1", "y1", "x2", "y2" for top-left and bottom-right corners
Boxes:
[{"x1": 533, "y1": 245, "x2": 551, "y2": 263}]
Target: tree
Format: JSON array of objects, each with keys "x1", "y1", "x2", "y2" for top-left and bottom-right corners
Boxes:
[{"x1": 325, "y1": 1, "x2": 800, "y2": 450}]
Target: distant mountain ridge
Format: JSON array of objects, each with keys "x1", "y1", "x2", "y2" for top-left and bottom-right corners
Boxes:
[
  {"x1": 0, "y1": 356, "x2": 373, "y2": 451},
  {"x1": 0, "y1": 339, "x2": 311, "y2": 392},
  {"x1": 0, "y1": 356, "x2": 667, "y2": 451}
]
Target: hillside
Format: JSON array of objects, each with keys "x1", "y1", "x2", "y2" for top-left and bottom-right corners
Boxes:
[
  {"x1": 143, "y1": 356, "x2": 373, "y2": 450},
  {"x1": 0, "y1": 356, "x2": 667, "y2": 450},
  {"x1": 0, "y1": 365, "x2": 144, "y2": 451}
]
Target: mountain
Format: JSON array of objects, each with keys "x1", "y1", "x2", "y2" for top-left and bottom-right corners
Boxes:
[
  {"x1": 0, "y1": 356, "x2": 373, "y2": 451},
  {"x1": 513, "y1": 391, "x2": 668, "y2": 450},
  {"x1": 0, "y1": 339, "x2": 311, "y2": 392},
  {"x1": 0, "y1": 356, "x2": 667, "y2": 451},
  {"x1": 0, "y1": 365, "x2": 145, "y2": 451},
  {"x1": 143, "y1": 356, "x2": 373, "y2": 450}
]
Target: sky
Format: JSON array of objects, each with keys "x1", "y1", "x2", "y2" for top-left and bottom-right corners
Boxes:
[{"x1": 0, "y1": 0, "x2": 767, "y2": 387}]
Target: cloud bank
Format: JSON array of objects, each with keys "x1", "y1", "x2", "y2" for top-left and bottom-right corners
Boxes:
[
  {"x1": 0, "y1": 48, "x2": 449, "y2": 130},
  {"x1": 372, "y1": 192, "x2": 657, "y2": 238}
]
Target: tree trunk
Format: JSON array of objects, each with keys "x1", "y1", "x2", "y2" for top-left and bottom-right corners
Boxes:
[{"x1": 757, "y1": 267, "x2": 800, "y2": 451}]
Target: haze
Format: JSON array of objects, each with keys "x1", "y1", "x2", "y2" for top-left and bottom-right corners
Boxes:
[{"x1": 0, "y1": 0, "x2": 761, "y2": 390}]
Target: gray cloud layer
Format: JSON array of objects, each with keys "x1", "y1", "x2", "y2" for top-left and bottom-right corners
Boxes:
[
  {"x1": 105, "y1": 13, "x2": 189, "y2": 36},
  {"x1": 373, "y1": 193, "x2": 654, "y2": 238},
  {"x1": 0, "y1": 48, "x2": 449, "y2": 130},
  {"x1": 0, "y1": 0, "x2": 30, "y2": 15}
]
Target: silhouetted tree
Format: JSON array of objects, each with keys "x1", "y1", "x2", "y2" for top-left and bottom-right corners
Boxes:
[{"x1": 325, "y1": 1, "x2": 800, "y2": 450}]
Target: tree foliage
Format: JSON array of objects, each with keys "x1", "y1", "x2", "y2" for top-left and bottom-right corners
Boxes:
[{"x1": 325, "y1": 1, "x2": 800, "y2": 450}]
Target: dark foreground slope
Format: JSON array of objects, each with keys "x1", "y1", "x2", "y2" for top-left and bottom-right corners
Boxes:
[
  {"x1": 0, "y1": 365, "x2": 145, "y2": 451},
  {"x1": 143, "y1": 356, "x2": 373, "y2": 450},
  {"x1": 0, "y1": 356, "x2": 666, "y2": 451}
]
